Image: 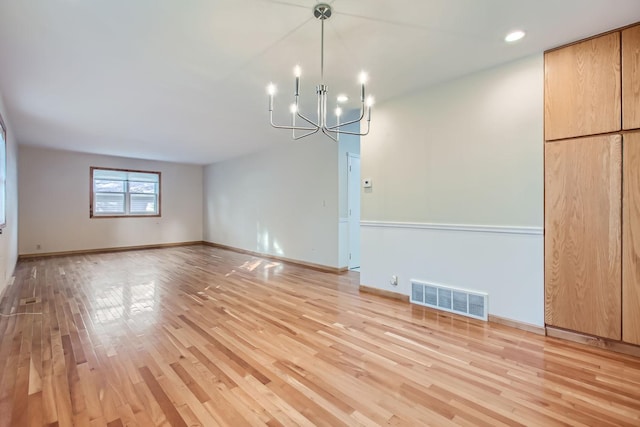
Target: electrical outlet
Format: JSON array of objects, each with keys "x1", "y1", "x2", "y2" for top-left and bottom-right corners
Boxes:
[{"x1": 390, "y1": 275, "x2": 398, "y2": 286}]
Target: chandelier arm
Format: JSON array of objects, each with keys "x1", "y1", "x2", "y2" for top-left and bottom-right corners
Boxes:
[
  {"x1": 326, "y1": 127, "x2": 370, "y2": 136},
  {"x1": 270, "y1": 111, "x2": 318, "y2": 131},
  {"x1": 292, "y1": 128, "x2": 321, "y2": 140},
  {"x1": 325, "y1": 105, "x2": 366, "y2": 130},
  {"x1": 326, "y1": 114, "x2": 371, "y2": 136},
  {"x1": 270, "y1": 123, "x2": 318, "y2": 131},
  {"x1": 359, "y1": 119, "x2": 372, "y2": 136},
  {"x1": 320, "y1": 127, "x2": 338, "y2": 142},
  {"x1": 295, "y1": 110, "x2": 320, "y2": 127},
  {"x1": 360, "y1": 120, "x2": 371, "y2": 136}
]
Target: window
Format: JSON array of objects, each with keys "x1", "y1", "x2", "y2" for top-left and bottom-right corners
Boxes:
[{"x1": 90, "y1": 167, "x2": 160, "y2": 217}]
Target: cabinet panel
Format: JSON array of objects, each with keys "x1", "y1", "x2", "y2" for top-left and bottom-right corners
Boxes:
[
  {"x1": 623, "y1": 132, "x2": 640, "y2": 344},
  {"x1": 544, "y1": 32, "x2": 621, "y2": 141},
  {"x1": 623, "y1": 25, "x2": 640, "y2": 130},
  {"x1": 545, "y1": 135, "x2": 622, "y2": 339}
]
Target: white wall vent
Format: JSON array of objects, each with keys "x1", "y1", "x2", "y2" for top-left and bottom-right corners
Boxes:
[{"x1": 410, "y1": 279, "x2": 488, "y2": 321}]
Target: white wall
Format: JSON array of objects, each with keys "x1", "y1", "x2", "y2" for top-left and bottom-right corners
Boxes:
[
  {"x1": 203, "y1": 137, "x2": 339, "y2": 268},
  {"x1": 0, "y1": 94, "x2": 19, "y2": 293},
  {"x1": 18, "y1": 146, "x2": 203, "y2": 255},
  {"x1": 361, "y1": 54, "x2": 544, "y2": 326}
]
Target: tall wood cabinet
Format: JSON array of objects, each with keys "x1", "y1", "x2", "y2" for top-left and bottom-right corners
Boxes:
[{"x1": 545, "y1": 22, "x2": 640, "y2": 344}]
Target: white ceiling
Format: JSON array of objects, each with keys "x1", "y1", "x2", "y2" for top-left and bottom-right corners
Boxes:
[{"x1": 0, "y1": 0, "x2": 639, "y2": 165}]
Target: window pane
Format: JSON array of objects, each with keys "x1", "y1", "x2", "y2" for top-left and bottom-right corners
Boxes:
[
  {"x1": 95, "y1": 179, "x2": 125, "y2": 192},
  {"x1": 95, "y1": 193, "x2": 125, "y2": 214},
  {"x1": 94, "y1": 169, "x2": 127, "y2": 181},
  {"x1": 130, "y1": 194, "x2": 157, "y2": 214},
  {"x1": 129, "y1": 181, "x2": 156, "y2": 194},
  {"x1": 128, "y1": 172, "x2": 158, "y2": 183}
]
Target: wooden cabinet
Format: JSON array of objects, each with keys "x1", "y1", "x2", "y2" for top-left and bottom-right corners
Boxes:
[
  {"x1": 623, "y1": 25, "x2": 640, "y2": 130},
  {"x1": 545, "y1": 22, "x2": 640, "y2": 345},
  {"x1": 545, "y1": 135, "x2": 622, "y2": 339},
  {"x1": 623, "y1": 132, "x2": 640, "y2": 345},
  {"x1": 544, "y1": 32, "x2": 621, "y2": 141}
]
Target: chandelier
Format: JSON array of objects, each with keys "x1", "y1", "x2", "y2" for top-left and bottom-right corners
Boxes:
[{"x1": 267, "y1": 3, "x2": 373, "y2": 142}]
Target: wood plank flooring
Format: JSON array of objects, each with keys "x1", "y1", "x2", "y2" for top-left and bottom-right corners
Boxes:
[{"x1": 1, "y1": 245, "x2": 640, "y2": 426}]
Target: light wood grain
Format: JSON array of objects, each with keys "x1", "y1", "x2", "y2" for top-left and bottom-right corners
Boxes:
[
  {"x1": 623, "y1": 131, "x2": 640, "y2": 344},
  {"x1": 623, "y1": 24, "x2": 640, "y2": 130},
  {"x1": 2, "y1": 245, "x2": 640, "y2": 426},
  {"x1": 545, "y1": 135, "x2": 622, "y2": 339},
  {"x1": 544, "y1": 32, "x2": 621, "y2": 141}
]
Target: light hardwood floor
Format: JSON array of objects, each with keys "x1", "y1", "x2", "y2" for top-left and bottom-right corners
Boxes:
[{"x1": 1, "y1": 245, "x2": 640, "y2": 426}]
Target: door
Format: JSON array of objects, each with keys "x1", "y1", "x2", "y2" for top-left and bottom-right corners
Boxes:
[
  {"x1": 623, "y1": 132, "x2": 640, "y2": 344},
  {"x1": 544, "y1": 31, "x2": 621, "y2": 141},
  {"x1": 545, "y1": 134, "x2": 622, "y2": 340},
  {"x1": 347, "y1": 153, "x2": 360, "y2": 269},
  {"x1": 623, "y1": 24, "x2": 640, "y2": 130}
]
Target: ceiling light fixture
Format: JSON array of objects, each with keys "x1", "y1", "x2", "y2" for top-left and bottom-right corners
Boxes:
[
  {"x1": 505, "y1": 30, "x2": 526, "y2": 43},
  {"x1": 267, "y1": 3, "x2": 373, "y2": 141}
]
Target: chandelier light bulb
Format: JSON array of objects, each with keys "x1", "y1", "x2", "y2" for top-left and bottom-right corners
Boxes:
[
  {"x1": 267, "y1": 84, "x2": 276, "y2": 95},
  {"x1": 366, "y1": 96, "x2": 375, "y2": 107},
  {"x1": 335, "y1": 107, "x2": 342, "y2": 117},
  {"x1": 294, "y1": 65, "x2": 301, "y2": 96},
  {"x1": 337, "y1": 94, "x2": 348, "y2": 103},
  {"x1": 359, "y1": 71, "x2": 368, "y2": 85},
  {"x1": 290, "y1": 104, "x2": 298, "y2": 114}
]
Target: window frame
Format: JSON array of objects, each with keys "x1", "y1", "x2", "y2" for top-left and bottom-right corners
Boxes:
[
  {"x1": 90, "y1": 167, "x2": 161, "y2": 218},
  {"x1": 0, "y1": 113, "x2": 6, "y2": 229}
]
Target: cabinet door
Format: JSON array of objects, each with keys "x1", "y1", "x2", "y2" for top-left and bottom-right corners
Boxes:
[
  {"x1": 623, "y1": 132, "x2": 640, "y2": 344},
  {"x1": 545, "y1": 32, "x2": 621, "y2": 141},
  {"x1": 623, "y1": 24, "x2": 640, "y2": 130},
  {"x1": 545, "y1": 135, "x2": 621, "y2": 339}
]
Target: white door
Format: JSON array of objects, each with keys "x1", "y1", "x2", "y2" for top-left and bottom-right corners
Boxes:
[{"x1": 347, "y1": 153, "x2": 361, "y2": 269}]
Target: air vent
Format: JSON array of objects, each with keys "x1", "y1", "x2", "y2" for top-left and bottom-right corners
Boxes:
[{"x1": 410, "y1": 280, "x2": 488, "y2": 321}]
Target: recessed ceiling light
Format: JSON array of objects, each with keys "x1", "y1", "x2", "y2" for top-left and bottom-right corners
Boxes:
[
  {"x1": 337, "y1": 94, "x2": 349, "y2": 103},
  {"x1": 505, "y1": 30, "x2": 526, "y2": 43}
]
